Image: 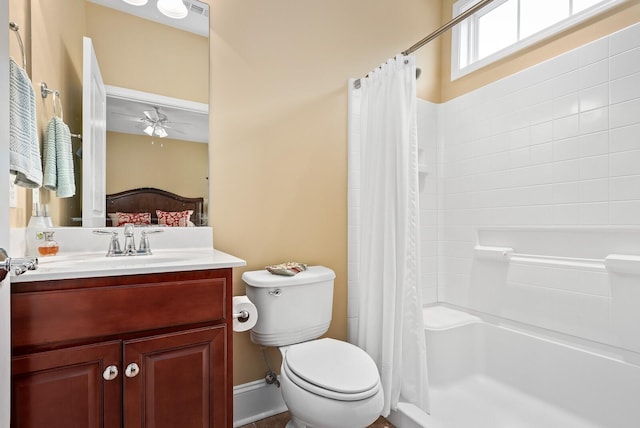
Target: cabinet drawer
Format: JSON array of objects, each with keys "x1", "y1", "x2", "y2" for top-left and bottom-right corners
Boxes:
[{"x1": 12, "y1": 273, "x2": 228, "y2": 349}]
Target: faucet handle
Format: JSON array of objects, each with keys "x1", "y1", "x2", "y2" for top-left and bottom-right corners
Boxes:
[
  {"x1": 138, "y1": 229, "x2": 163, "y2": 255},
  {"x1": 93, "y1": 230, "x2": 122, "y2": 256}
]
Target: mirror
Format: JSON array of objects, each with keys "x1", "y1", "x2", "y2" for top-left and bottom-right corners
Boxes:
[{"x1": 10, "y1": 0, "x2": 209, "y2": 228}]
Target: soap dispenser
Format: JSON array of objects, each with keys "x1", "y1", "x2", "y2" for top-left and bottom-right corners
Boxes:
[{"x1": 26, "y1": 203, "x2": 48, "y2": 257}]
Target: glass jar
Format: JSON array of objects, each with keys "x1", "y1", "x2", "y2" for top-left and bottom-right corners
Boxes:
[{"x1": 37, "y1": 231, "x2": 59, "y2": 257}]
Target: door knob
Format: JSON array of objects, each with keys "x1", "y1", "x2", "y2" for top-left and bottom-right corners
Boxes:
[
  {"x1": 0, "y1": 248, "x2": 38, "y2": 281},
  {"x1": 125, "y1": 362, "x2": 140, "y2": 378},
  {"x1": 102, "y1": 365, "x2": 119, "y2": 381}
]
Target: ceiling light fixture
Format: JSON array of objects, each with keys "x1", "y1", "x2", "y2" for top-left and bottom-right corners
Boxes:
[
  {"x1": 122, "y1": 0, "x2": 149, "y2": 6},
  {"x1": 157, "y1": 0, "x2": 189, "y2": 19},
  {"x1": 143, "y1": 124, "x2": 169, "y2": 138}
]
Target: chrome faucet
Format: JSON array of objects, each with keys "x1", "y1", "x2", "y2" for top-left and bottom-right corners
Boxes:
[
  {"x1": 94, "y1": 226, "x2": 163, "y2": 257},
  {"x1": 123, "y1": 223, "x2": 136, "y2": 255}
]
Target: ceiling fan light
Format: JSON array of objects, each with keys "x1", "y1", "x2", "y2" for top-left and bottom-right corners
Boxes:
[
  {"x1": 122, "y1": 0, "x2": 148, "y2": 6},
  {"x1": 157, "y1": 0, "x2": 188, "y2": 19},
  {"x1": 156, "y1": 127, "x2": 169, "y2": 138},
  {"x1": 144, "y1": 125, "x2": 154, "y2": 136}
]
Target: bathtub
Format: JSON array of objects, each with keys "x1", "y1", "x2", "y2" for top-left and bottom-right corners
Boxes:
[{"x1": 388, "y1": 305, "x2": 640, "y2": 428}]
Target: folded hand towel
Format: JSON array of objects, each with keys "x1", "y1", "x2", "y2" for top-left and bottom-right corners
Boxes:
[
  {"x1": 9, "y1": 58, "x2": 42, "y2": 188},
  {"x1": 266, "y1": 262, "x2": 308, "y2": 276},
  {"x1": 43, "y1": 116, "x2": 75, "y2": 198}
]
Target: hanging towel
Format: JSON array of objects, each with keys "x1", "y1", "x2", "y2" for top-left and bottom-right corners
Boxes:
[
  {"x1": 9, "y1": 57, "x2": 42, "y2": 188},
  {"x1": 43, "y1": 116, "x2": 76, "y2": 198}
]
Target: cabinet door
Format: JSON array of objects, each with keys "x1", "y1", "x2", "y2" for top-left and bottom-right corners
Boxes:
[
  {"x1": 123, "y1": 326, "x2": 226, "y2": 428},
  {"x1": 12, "y1": 341, "x2": 122, "y2": 428}
]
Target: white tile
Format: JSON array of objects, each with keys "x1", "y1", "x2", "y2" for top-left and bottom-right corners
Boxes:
[
  {"x1": 550, "y1": 70, "x2": 580, "y2": 98},
  {"x1": 610, "y1": 123, "x2": 640, "y2": 153},
  {"x1": 610, "y1": 200, "x2": 640, "y2": 224},
  {"x1": 530, "y1": 142, "x2": 553, "y2": 165},
  {"x1": 611, "y1": 72, "x2": 640, "y2": 104},
  {"x1": 579, "y1": 131, "x2": 608, "y2": 157},
  {"x1": 580, "y1": 59, "x2": 609, "y2": 89},
  {"x1": 508, "y1": 128, "x2": 530, "y2": 150},
  {"x1": 610, "y1": 23, "x2": 640, "y2": 56},
  {"x1": 553, "y1": 115, "x2": 580, "y2": 140},
  {"x1": 552, "y1": 137, "x2": 580, "y2": 161},
  {"x1": 527, "y1": 101, "x2": 554, "y2": 125},
  {"x1": 530, "y1": 121, "x2": 553, "y2": 145},
  {"x1": 552, "y1": 204, "x2": 579, "y2": 224},
  {"x1": 579, "y1": 37, "x2": 609, "y2": 66},
  {"x1": 509, "y1": 163, "x2": 554, "y2": 187},
  {"x1": 610, "y1": 149, "x2": 640, "y2": 177},
  {"x1": 552, "y1": 159, "x2": 580, "y2": 183},
  {"x1": 610, "y1": 47, "x2": 640, "y2": 80},
  {"x1": 610, "y1": 175, "x2": 640, "y2": 201},
  {"x1": 579, "y1": 107, "x2": 609, "y2": 135},
  {"x1": 580, "y1": 154, "x2": 609, "y2": 180},
  {"x1": 610, "y1": 98, "x2": 640, "y2": 129},
  {"x1": 509, "y1": 147, "x2": 531, "y2": 169},
  {"x1": 580, "y1": 179, "x2": 609, "y2": 202},
  {"x1": 579, "y1": 202, "x2": 609, "y2": 225},
  {"x1": 579, "y1": 84, "x2": 609, "y2": 112},
  {"x1": 553, "y1": 182, "x2": 581, "y2": 204},
  {"x1": 553, "y1": 92, "x2": 580, "y2": 118}
]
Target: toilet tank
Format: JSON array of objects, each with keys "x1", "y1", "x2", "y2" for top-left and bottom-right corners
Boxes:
[{"x1": 242, "y1": 266, "x2": 336, "y2": 347}]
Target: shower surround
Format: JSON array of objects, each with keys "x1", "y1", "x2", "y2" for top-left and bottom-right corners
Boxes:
[{"x1": 361, "y1": 20, "x2": 640, "y2": 428}]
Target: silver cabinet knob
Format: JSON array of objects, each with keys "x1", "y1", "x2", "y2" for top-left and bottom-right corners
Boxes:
[
  {"x1": 102, "y1": 365, "x2": 119, "y2": 381},
  {"x1": 125, "y1": 362, "x2": 140, "y2": 378}
]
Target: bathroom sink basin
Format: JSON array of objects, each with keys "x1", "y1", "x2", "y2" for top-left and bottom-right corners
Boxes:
[{"x1": 36, "y1": 249, "x2": 213, "y2": 272}]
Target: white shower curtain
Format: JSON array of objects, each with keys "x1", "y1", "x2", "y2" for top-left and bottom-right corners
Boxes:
[{"x1": 348, "y1": 55, "x2": 430, "y2": 416}]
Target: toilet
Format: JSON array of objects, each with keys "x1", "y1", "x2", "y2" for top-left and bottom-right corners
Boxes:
[{"x1": 242, "y1": 266, "x2": 384, "y2": 428}]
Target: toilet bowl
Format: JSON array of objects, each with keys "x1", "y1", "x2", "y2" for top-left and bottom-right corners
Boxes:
[
  {"x1": 279, "y1": 338, "x2": 384, "y2": 428},
  {"x1": 242, "y1": 266, "x2": 384, "y2": 428}
]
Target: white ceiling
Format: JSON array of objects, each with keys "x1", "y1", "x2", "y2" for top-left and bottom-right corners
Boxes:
[{"x1": 88, "y1": 0, "x2": 209, "y2": 144}]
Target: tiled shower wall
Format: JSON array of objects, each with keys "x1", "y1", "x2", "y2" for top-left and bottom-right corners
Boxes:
[{"x1": 432, "y1": 22, "x2": 640, "y2": 343}]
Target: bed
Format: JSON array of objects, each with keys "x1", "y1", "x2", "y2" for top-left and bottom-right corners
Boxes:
[{"x1": 105, "y1": 187, "x2": 205, "y2": 227}]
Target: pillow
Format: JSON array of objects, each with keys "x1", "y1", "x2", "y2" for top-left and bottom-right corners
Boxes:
[
  {"x1": 156, "y1": 210, "x2": 192, "y2": 227},
  {"x1": 115, "y1": 212, "x2": 151, "y2": 227}
]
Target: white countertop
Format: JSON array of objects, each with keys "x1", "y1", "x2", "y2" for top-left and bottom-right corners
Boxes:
[{"x1": 12, "y1": 248, "x2": 246, "y2": 282}]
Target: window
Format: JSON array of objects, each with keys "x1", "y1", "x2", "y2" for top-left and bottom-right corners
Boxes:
[{"x1": 451, "y1": 0, "x2": 624, "y2": 79}]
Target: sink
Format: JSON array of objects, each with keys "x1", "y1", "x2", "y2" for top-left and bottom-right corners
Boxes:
[{"x1": 35, "y1": 249, "x2": 213, "y2": 272}]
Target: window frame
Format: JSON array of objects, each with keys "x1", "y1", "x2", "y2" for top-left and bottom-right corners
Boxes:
[{"x1": 451, "y1": 0, "x2": 626, "y2": 81}]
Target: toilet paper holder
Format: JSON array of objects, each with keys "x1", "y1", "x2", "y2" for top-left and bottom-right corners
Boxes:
[{"x1": 233, "y1": 310, "x2": 250, "y2": 323}]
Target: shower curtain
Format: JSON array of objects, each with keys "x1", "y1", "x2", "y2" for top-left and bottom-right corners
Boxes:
[{"x1": 348, "y1": 55, "x2": 430, "y2": 416}]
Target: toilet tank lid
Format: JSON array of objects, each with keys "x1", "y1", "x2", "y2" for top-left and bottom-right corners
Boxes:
[{"x1": 242, "y1": 265, "x2": 335, "y2": 288}]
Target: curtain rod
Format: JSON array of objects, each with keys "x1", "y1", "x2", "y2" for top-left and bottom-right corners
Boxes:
[
  {"x1": 353, "y1": 0, "x2": 496, "y2": 89},
  {"x1": 402, "y1": 0, "x2": 496, "y2": 55}
]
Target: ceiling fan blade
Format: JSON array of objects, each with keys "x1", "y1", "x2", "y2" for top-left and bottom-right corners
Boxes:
[{"x1": 143, "y1": 107, "x2": 162, "y2": 121}]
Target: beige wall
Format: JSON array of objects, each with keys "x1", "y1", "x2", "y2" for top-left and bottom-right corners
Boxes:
[
  {"x1": 9, "y1": 0, "x2": 85, "y2": 227},
  {"x1": 209, "y1": 0, "x2": 442, "y2": 385},
  {"x1": 106, "y1": 131, "x2": 208, "y2": 199},
  {"x1": 85, "y1": 3, "x2": 208, "y2": 104},
  {"x1": 440, "y1": 0, "x2": 640, "y2": 101}
]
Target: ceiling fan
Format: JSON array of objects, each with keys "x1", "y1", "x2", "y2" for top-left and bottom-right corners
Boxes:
[{"x1": 141, "y1": 107, "x2": 170, "y2": 138}]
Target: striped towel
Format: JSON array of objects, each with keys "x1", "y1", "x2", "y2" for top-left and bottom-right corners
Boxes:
[
  {"x1": 43, "y1": 116, "x2": 76, "y2": 198},
  {"x1": 9, "y1": 58, "x2": 42, "y2": 188}
]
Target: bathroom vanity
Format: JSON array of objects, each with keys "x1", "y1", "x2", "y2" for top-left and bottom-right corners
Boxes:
[{"x1": 9, "y1": 237, "x2": 245, "y2": 428}]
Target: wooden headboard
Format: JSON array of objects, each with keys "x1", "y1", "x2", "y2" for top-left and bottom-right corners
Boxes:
[{"x1": 106, "y1": 187, "x2": 205, "y2": 226}]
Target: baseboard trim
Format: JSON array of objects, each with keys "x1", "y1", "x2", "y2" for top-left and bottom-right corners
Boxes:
[{"x1": 233, "y1": 378, "x2": 288, "y2": 427}]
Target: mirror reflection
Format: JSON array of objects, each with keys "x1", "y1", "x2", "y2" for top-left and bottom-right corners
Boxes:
[{"x1": 9, "y1": 0, "x2": 209, "y2": 228}]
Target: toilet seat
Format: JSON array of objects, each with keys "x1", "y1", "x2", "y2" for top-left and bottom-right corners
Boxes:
[{"x1": 283, "y1": 338, "x2": 381, "y2": 402}]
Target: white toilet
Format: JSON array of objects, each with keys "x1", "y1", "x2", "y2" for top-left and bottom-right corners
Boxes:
[{"x1": 242, "y1": 266, "x2": 384, "y2": 428}]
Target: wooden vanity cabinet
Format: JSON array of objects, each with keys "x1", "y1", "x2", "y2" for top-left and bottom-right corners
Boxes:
[{"x1": 11, "y1": 268, "x2": 233, "y2": 428}]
